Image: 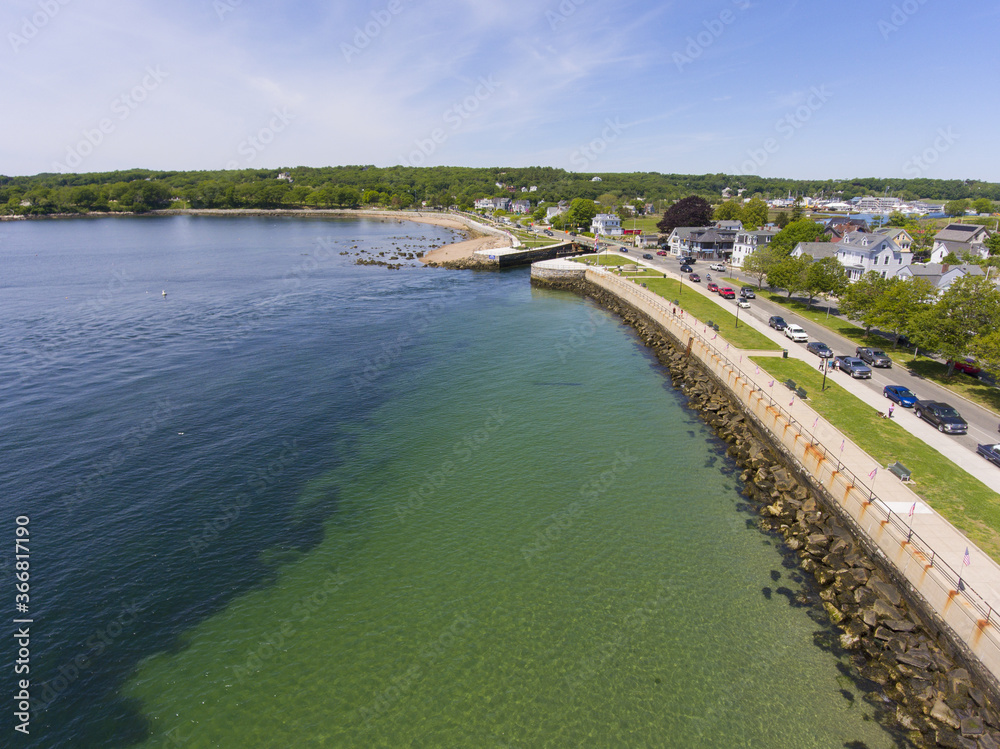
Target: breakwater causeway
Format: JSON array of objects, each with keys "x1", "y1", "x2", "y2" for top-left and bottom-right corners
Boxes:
[{"x1": 532, "y1": 261, "x2": 1000, "y2": 748}]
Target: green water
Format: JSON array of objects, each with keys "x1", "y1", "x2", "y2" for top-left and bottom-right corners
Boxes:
[{"x1": 125, "y1": 281, "x2": 897, "y2": 748}]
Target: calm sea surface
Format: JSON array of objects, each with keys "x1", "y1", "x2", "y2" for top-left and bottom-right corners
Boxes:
[{"x1": 0, "y1": 216, "x2": 900, "y2": 747}]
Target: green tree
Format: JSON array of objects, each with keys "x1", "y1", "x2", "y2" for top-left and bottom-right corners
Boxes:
[
  {"x1": 790, "y1": 197, "x2": 803, "y2": 221},
  {"x1": 839, "y1": 271, "x2": 890, "y2": 335},
  {"x1": 656, "y1": 195, "x2": 712, "y2": 234},
  {"x1": 775, "y1": 212, "x2": 790, "y2": 229},
  {"x1": 970, "y1": 330, "x2": 1000, "y2": 377},
  {"x1": 803, "y1": 256, "x2": 848, "y2": 306},
  {"x1": 713, "y1": 201, "x2": 743, "y2": 221},
  {"x1": 910, "y1": 275, "x2": 1000, "y2": 374},
  {"x1": 766, "y1": 254, "x2": 812, "y2": 298},
  {"x1": 870, "y1": 277, "x2": 936, "y2": 346},
  {"x1": 741, "y1": 197, "x2": 768, "y2": 229},
  {"x1": 985, "y1": 232, "x2": 1000, "y2": 256},
  {"x1": 886, "y1": 211, "x2": 907, "y2": 227},
  {"x1": 944, "y1": 199, "x2": 969, "y2": 217},
  {"x1": 972, "y1": 197, "x2": 994, "y2": 215},
  {"x1": 566, "y1": 198, "x2": 597, "y2": 230},
  {"x1": 768, "y1": 219, "x2": 827, "y2": 256},
  {"x1": 740, "y1": 245, "x2": 778, "y2": 288}
]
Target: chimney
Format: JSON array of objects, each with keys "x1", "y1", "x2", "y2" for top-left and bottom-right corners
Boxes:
[{"x1": 941, "y1": 263, "x2": 949, "y2": 273}]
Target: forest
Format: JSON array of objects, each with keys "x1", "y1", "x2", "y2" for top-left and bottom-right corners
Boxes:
[{"x1": 3, "y1": 165, "x2": 1000, "y2": 216}]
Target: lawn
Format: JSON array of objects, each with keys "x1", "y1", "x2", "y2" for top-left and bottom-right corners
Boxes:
[
  {"x1": 751, "y1": 357, "x2": 1000, "y2": 560},
  {"x1": 642, "y1": 278, "x2": 781, "y2": 351}
]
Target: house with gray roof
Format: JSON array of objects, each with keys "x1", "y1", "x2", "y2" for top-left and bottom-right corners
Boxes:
[
  {"x1": 665, "y1": 226, "x2": 737, "y2": 259},
  {"x1": 930, "y1": 223, "x2": 991, "y2": 263},
  {"x1": 873, "y1": 227, "x2": 913, "y2": 251},
  {"x1": 791, "y1": 231, "x2": 911, "y2": 281},
  {"x1": 896, "y1": 263, "x2": 986, "y2": 292},
  {"x1": 731, "y1": 229, "x2": 777, "y2": 267}
]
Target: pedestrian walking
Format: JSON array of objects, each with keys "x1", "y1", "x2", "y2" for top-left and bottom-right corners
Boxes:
[{"x1": 888, "y1": 403, "x2": 895, "y2": 418}]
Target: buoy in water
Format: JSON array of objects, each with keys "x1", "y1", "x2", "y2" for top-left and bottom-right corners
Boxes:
[{"x1": 162, "y1": 290, "x2": 167, "y2": 297}]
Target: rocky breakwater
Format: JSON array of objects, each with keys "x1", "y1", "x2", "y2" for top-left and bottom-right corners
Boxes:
[{"x1": 533, "y1": 274, "x2": 1000, "y2": 748}]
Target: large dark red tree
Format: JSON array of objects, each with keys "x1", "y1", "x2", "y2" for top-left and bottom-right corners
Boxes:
[{"x1": 656, "y1": 195, "x2": 713, "y2": 234}]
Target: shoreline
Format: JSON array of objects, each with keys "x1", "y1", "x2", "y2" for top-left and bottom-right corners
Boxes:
[{"x1": 6, "y1": 207, "x2": 511, "y2": 265}]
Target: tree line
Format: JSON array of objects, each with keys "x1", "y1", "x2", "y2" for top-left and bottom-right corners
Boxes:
[{"x1": 3, "y1": 165, "x2": 1000, "y2": 216}]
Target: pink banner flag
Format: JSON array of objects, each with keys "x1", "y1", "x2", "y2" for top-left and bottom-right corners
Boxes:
[
  {"x1": 813, "y1": 417, "x2": 819, "y2": 429},
  {"x1": 755, "y1": 365, "x2": 759, "y2": 374},
  {"x1": 768, "y1": 380, "x2": 774, "y2": 387},
  {"x1": 909, "y1": 502, "x2": 916, "y2": 517},
  {"x1": 964, "y1": 547, "x2": 971, "y2": 567},
  {"x1": 789, "y1": 397, "x2": 795, "y2": 406},
  {"x1": 840, "y1": 439, "x2": 845, "y2": 452},
  {"x1": 868, "y1": 467, "x2": 877, "y2": 480}
]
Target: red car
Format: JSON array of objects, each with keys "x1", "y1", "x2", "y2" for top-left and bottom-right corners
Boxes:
[
  {"x1": 948, "y1": 359, "x2": 981, "y2": 376},
  {"x1": 707, "y1": 282, "x2": 719, "y2": 292},
  {"x1": 718, "y1": 286, "x2": 736, "y2": 299},
  {"x1": 656, "y1": 250, "x2": 668, "y2": 256},
  {"x1": 688, "y1": 273, "x2": 701, "y2": 282}
]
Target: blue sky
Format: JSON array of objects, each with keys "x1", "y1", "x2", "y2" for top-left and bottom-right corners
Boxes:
[{"x1": 2, "y1": 0, "x2": 998, "y2": 180}]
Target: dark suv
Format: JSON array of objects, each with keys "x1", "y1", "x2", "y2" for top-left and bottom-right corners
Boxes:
[
  {"x1": 914, "y1": 400, "x2": 968, "y2": 434},
  {"x1": 856, "y1": 346, "x2": 892, "y2": 368},
  {"x1": 768, "y1": 316, "x2": 787, "y2": 331}
]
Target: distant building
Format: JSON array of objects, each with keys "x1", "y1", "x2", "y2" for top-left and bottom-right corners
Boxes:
[
  {"x1": 896, "y1": 262, "x2": 986, "y2": 292},
  {"x1": 665, "y1": 226, "x2": 737, "y2": 259},
  {"x1": 731, "y1": 230, "x2": 777, "y2": 267},
  {"x1": 930, "y1": 223, "x2": 991, "y2": 263},
  {"x1": 873, "y1": 227, "x2": 913, "y2": 251},
  {"x1": 591, "y1": 176, "x2": 602, "y2": 182},
  {"x1": 511, "y1": 199, "x2": 532, "y2": 214},
  {"x1": 792, "y1": 231, "x2": 911, "y2": 281}
]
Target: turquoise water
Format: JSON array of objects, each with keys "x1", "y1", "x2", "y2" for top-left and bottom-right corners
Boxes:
[{"x1": 1, "y1": 217, "x2": 899, "y2": 747}]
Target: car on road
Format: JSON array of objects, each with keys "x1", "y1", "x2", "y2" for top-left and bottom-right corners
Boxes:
[
  {"x1": 914, "y1": 400, "x2": 968, "y2": 434},
  {"x1": 784, "y1": 324, "x2": 808, "y2": 342},
  {"x1": 806, "y1": 341, "x2": 833, "y2": 358},
  {"x1": 737, "y1": 299, "x2": 750, "y2": 309},
  {"x1": 620, "y1": 247, "x2": 629, "y2": 253},
  {"x1": 740, "y1": 287, "x2": 756, "y2": 299},
  {"x1": 707, "y1": 282, "x2": 719, "y2": 292},
  {"x1": 768, "y1": 315, "x2": 787, "y2": 331},
  {"x1": 688, "y1": 273, "x2": 701, "y2": 282},
  {"x1": 710, "y1": 262, "x2": 726, "y2": 271},
  {"x1": 681, "y1": 256, "x2": 696, "y2": 265},
  {"x1": 718, "y1": 287, "x2": 736, "y2": 299},
  {"x1": 657, "y1": 250, "x2": 668, "y2": 256},
  {"x1": 948, "y1": 359, "x2": 981, "y2": 376},
  {"x1": 856, "y1": 347, "x2": 892, "y2": 368},
  {"x1": 568, "y1": 231, "x2": 577, "y2": 236},
  {"x1": 642, "y1": 253, "x2": 653, "y2": 259},
  {"x1": 835, "y1": 356, "x2": 872, "y2": 378},
  {"x1": 543, "y1": 230, "x2": 554, "y2": 236},
  {"x1": 977, "y1": 443, "x2": 1000, "y2": 467},
  {"x1": 680, "y1": 264, "x2": 693, "y2": 273},
  {"x1": 883, "y1": 385, "x2": 918, "y2": 407}
]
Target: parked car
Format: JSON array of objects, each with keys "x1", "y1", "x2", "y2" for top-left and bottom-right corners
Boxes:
[
  {"x1": 737, "y1": 299, "x2": 751, "y2": 309},
  {"x1": 718, "y1": 287, "x2": 736, "y2": 299},
  {"x1": 657, "y1": 250, "x2": 668, "y2": 256},
  {"x1": 806, "y1": 341, "x2": 833, "y2": 358},
  {"x1": 978, "y1": 443, "x2": 1000, "y2": 467},
  {"x1": 688, "y1": 273, "x2": 701, "y2": 282},
  {"x1": 707, "y1": 282, "x2": 719, "y2": 292},
  {"x1": 948, "y1": 359, "x2": 981, "y2": 376},
  {"x1": 883, "y1": 385, "x2": 918, "y2": 407},
  {"x1": 914, "y1": 400, "x2": 968, "y2": 434},
  {"x1": 643, "y1": 253, "x2": 653, "y2": 259},
  {"x1": 710, "y1": 262, "x2": 726, "y2": 271},
  {"x1": 856, "y1": 347, "x2": 892, "y2": 368},
  {"x1": 768, "y1": 315, "x2": 787, "y2": 331},
  {"x1": 680, "y1": 264, "x2": 693, "y2": 273},
  {"x1": 739, "y1": 287, "x2": 756, "y2": 299},
  {"x1": 835, "y1": 356, "x2": 872, "y2": 378},
  {"x1": 784, "y1": 324, "x2": 808, "y2": 342}
]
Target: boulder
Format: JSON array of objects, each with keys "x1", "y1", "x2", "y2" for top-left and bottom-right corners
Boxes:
[
  {"x1": 897, "y1": 651, "x2": 934, "y2": 671},
  {"x1": 869, "y1": 578, "x2": 903, "y2": 607},
  {"x1": 806, "y1": 533, "x2": 830, "y2": 548},
  {"x1": 884, "y1": 619, "x2": 916, "y2": 633},
  {"x1": 931, "y1": 699, "x2": 962, "y2": 730},
  {"x1": 836, "y1": 567, "x2": 870, "y2": 589},
  {"x1": 873, "y1": 599, "x2": 903, "y2": 620}
]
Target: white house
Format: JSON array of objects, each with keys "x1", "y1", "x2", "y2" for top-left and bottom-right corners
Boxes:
[
  {"x1": 792, "y1": 231, "x2": 912, "y2": 281},
  {"x1": 731, "y1": 230, "x2": 777, "y2": 267},
  {"x1": 873, "y1": 227, "x2": 913, "y2": 251},
  {"x1": 896, "y1": 262, "x2": 986, "y2": 293},
  {"x1": 591, "y1": 213, "x2": 623, "y2": 236},
  {"x1": 930, "y1": 223, "x2": 991, "y2": 263}
]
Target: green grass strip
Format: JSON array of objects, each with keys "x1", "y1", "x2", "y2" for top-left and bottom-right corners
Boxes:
[{"x1": 751, "y1": 356, "x2": 1000, "y2": 560}]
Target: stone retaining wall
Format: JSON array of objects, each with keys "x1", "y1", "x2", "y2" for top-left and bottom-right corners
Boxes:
[{"x1": 533, "y1": 270, "x2": 1000, "y2": 748}]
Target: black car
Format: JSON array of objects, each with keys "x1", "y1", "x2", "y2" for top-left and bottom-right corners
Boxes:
[
  {"x1": 739, "y1": 287, "x2": 756, "y2": 299},
  {"x1": 681, "y1": 256, "x2": 695, "y2": 264},
  {"x1": 680, "y1": 264, "x2": 693, "y2": 273},
  {"x1": 642, "y1": 253, "x2": 653, "y2": 259},
  {"x1": 856, "y1": 346, "x2": 892, "y2": 368},
  {"x1": 914, "y1": 400, "x2": 968, "y2": 434},
  {"x1": 768, "y1": 316, "x2": 787, "y2": 331},
  {"x1": 977, "y1": 443, "x2": 1000, "y2": 467},
  {"x1": 806, "y1": 341, "x2": 833, "y2": 358}
]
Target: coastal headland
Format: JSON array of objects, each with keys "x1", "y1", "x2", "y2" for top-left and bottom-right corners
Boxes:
[{"x1": 533, "y1": 263, "x2": 1000, "y2": 748}]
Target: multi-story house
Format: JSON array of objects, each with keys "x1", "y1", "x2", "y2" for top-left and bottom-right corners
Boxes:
[
  {"x1": 591, "y1": 214, "x2": 623, "y2": 236},
  {"x1": 792, "y1": 231, "x2": 912, "y2": 281},
  {"x1": 929, "y1": 223, "x2": 991, "y2": 263},
  {"x1": 731, "y1": 229, "x2": 777, "y2": 267}
]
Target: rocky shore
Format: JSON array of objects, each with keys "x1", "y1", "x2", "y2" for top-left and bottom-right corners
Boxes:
[{"x1": 535, "y1": 274, "x2": 1000, "y2": 749}]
